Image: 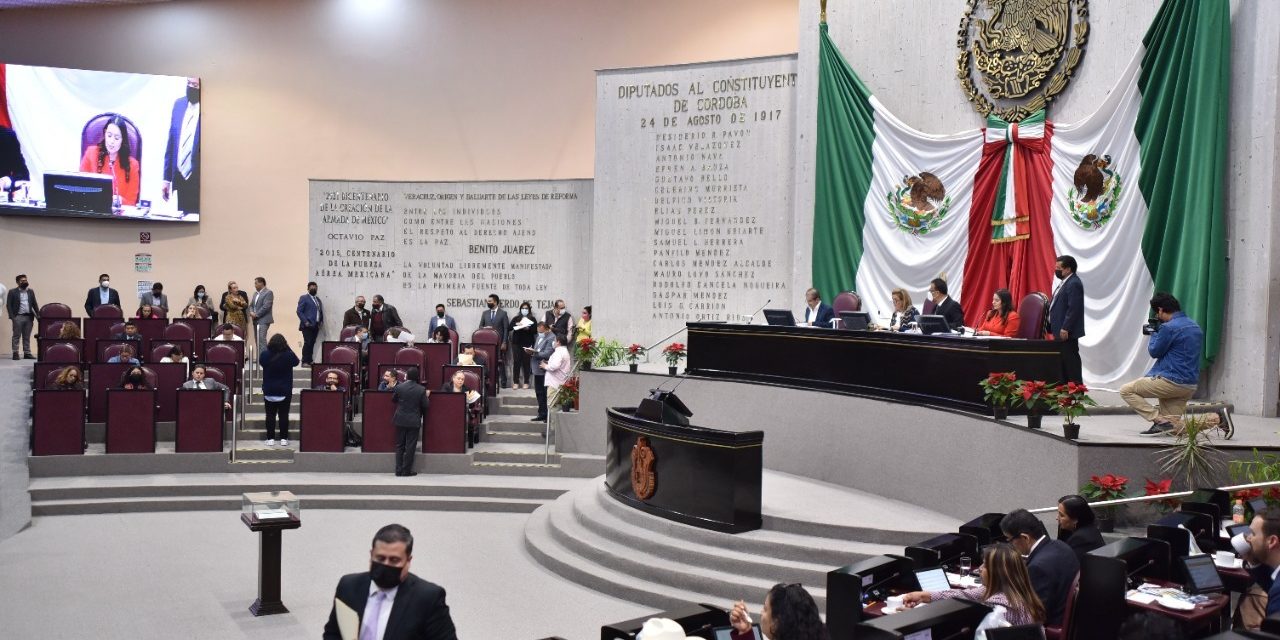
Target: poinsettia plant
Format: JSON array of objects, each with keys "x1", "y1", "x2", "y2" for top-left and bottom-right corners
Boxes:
[
  {"x1": 1081, "y1": 474, "x2": 1129, "y2": 502},
  {"x1": 1144, "y1": 477, "x2": 1180, "y2": 514},
  {"x1": 625, "y1": 343, "x2": 646, "y2": 364},
  {"x1": 552, "y1": 375, "x2": 579, "y2": 408},
  {"x1": 575, "y1": 337, "x2": 597, "y2": 361},
  {"x1": 1016, "y1": 380, "x2": 1054, "y2": 412},
  {"x1": 979, "y1": 372, "x2": 1020, "y2": 407},
  {"x1": 662, "y1": 342, "x2": 686, "y2": 367},
  {"x1": 1050, "y1": 381, "x2": 1097, "y2": 424}
]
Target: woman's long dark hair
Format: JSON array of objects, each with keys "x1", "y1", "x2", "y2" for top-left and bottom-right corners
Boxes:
[
  {"x1": 432, "y1": 325, "x2": 450, "y2": 343},
  {"x1": 767, "y1": 583, "x2": 828, "y2": 640},
  {"x1": 267, "y1": 333, "x2": 288, "y2": 353},
  {"x1": 96, "y1": 115, "x2": 133, "y2": 182},
  {"x1": 1058, "y1": 494, "x2": 1096, "y2": 527},
  {"x1": 987, "y1": 288, "x2": 1014, "y2": 324}
]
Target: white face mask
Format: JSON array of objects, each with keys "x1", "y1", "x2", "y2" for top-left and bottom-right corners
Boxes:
[
  {"x1": 197, "y1": 292, "x2": 205, "y2": 299},
  {"x1": 521, "y1": 309, "x2": 529, "y2": 316},
  {"x1": 100, "y1": 281, "x2": 110, "y2": 288}
]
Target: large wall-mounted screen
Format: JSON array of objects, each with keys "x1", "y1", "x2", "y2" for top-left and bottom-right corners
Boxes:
[{"x1": 0, "y1": 63, "x2": 201, "y2": 222}]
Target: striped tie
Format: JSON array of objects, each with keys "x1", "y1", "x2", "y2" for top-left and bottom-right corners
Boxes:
[{"x1": 178, "y1": 107, "x2": 197, "y2": 179}]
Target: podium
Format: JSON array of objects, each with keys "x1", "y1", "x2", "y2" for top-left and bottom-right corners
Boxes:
[
  {"x1": 361, "y1": 390, "x2": 396, "y2": 452},
  {"x1": 241, "y1": 491, "x2": 301, "y2": 616},
  {"x1": 605, "y1": 405, "x2": 763, "y2": 533}
]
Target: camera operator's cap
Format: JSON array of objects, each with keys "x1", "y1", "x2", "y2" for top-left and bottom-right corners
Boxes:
[{"x1": 636, "y1": 618, "x2": 696, "y2": 640}]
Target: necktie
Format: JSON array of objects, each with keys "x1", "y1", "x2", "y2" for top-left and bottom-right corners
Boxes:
[
  {"x1": 361, "y1": 591, "x2": 386, "y2": 640},
  {"x1": 179, "y1": 105, "x2": 197, "y2": 179},
  {"x1": 198, "y1": 382, "x2": 205, "y2": 389}
]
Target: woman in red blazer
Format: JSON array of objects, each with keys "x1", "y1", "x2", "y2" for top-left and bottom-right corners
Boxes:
[
  {"x1": 975, "y1": 288, "x2": 1022, "y2": 337},
  {"x1": 79, "y1": 115, "x2": 139, "y2": 206}
]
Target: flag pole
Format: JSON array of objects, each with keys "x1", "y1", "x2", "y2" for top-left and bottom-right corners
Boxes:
[{"x1": 820, "y1": 0, "x2": 827, "y2": 24}]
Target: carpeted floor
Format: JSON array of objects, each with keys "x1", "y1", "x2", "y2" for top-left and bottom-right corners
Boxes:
[{"x1": 0, "y1": 508, "x2": 651, "y2": 639}]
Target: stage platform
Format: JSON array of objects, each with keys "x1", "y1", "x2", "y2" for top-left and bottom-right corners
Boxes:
[{"x1": 569, "y1": 363, "x2": 1280, "y2": 520}]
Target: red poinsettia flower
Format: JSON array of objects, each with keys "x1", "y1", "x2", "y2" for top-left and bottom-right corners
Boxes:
[
  {"x1": 627, "y1": 343, "x2": 644, "y2": 355},
  {"x1": 1144, "y1": 478, "x2": 1172, "y2": 496},
  {"x1": 1091, "y1": 474, "x2": 1128, "y2": 492},
  {"x1": 1235, "y1": 488, "x2": 1264, "y2": 501}
]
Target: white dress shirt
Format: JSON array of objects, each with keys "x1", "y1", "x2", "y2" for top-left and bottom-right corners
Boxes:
[{"x1": 363, "y1": 583, "x2": 398, "y2": 640}]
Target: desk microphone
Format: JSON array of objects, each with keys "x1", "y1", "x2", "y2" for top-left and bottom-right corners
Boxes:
[
  {"x1": 1126, "y1": 558, "x2": 1156, "y2": 588},
  {"x1": 745, "y1": 298, "x2": 771, "y2": 324}
]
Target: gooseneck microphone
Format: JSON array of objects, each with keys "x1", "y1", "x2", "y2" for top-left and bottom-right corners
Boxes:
[{"x1": 745, "y1": 298, "x2": 772, "y2": 324}]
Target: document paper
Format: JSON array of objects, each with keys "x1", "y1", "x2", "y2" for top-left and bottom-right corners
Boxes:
[{"x1": 334, "y1": 598, "x2": 359, "y2": 640}]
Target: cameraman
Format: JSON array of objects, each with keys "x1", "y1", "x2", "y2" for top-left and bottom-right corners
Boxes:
[{"x1": 1121, "y1": 292, "x2": 1206, "y2": 436}]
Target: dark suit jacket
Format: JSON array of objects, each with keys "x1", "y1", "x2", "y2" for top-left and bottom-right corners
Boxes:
[
  {"x1": 1249, "y1": 563, "x2": 1280, "y2": 617},
  {"x1": 343, "y1": 307, "x2": 372, "y2": 329},
  {"x1": 391, "y1": 380, "x2": 430, "y2": 429},
  {"x1": 934, "y1": 297, "x2": 965, "y2": 330},
  {"x1": 428, "y1": 315, "x2": 457, "y2": 333},
  {"x1": 297, "y1": 293, "x2": 324, "y2": 330},
  {"x1": 6, "y1": 287, "x2": 37, "y2": 318},
  {"x1": 84, "y1": 287, "x2": 121, "y2": 316},
  {"x1": 1049, "y1": 274, "x2": 1085, "y2": 340},
  {"x1": 163, "y1": 96, "x2": 200, "y2": 184},
  {"x1": 479, "y1": 307, "x2": 510, "y2": 345},
  {"x1": 1059, "y1": 525, "x2": 1105, "y2": 563},
  {"x1": 1028, "y1": 537, "x2": 1080, "y2": 625},
  {"x1": 372, "y1": 305, "x2": 403, "y2": 333},
  {"x1": 0, "y1": 125, "x2": 29, "y2": 183},
  {"x1": 544, "y1": 310, "x2": 571, "y2": 337},
  {"x1": 323, "y1": 572, "x2": 456, "y2": 640},
  {"x1": 804, "y1": 302, "x2": 835, "y2": 327}
]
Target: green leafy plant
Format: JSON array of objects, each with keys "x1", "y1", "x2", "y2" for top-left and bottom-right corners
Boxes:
[
  {"x1": 1015, "y1": 380, "x2": 1053, "y2": 413},
  {"x1": 1081, "y1": 474, "x2": 1129, "y2": 502},
  {"x1": 662, "y1": 342, "x2": 686, "y2": 367},
  {"x1": 979, "y1": 372, "x2": 1019, "y2": 407},
  {"x1": 1050, "y1": 381, "x2": 1097, "y2": 424},
  {"x1": 1158, "y1": 416, "x2": 1225, "y2": 489},
  {"x1": 625, "y1": 343, "x2": 646, "y2": 365},
  {"x1": 590, "y1": 338, "x2": 627, "y2": 368}
]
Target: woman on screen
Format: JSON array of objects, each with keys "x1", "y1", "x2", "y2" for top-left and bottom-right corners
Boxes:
[{"x1": 78, "y1": 115, "x2": 139, "y2": 206}]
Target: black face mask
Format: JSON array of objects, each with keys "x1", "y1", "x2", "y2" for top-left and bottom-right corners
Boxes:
[
  {"x1": 187, "y1": 86, "x2": 200, "y2": 104},
  {"x1": 487, "y1": 302, "x2": 496, "y2": 309},
  {"x1": 1054, "y1": 269, "x2": 1066, "y2": 280},
  {"x1": 437, "y1": 311, "x2": 445, "y2": 318},
  {"x1": 369, "y1": 561, "x2": 403, "y2": 589},
  {"x1": 18, "y1": 282, "x2": 28, "y2": 289},
  {"x1": 308, "y1": 288, "x2": 318, "y2": 296},
  {"x1": 152, "y1": 289, "x2": 161, "y2": 296},
  {"x1": 356, "y1": 302, "x2": 365, "y2": 309}
]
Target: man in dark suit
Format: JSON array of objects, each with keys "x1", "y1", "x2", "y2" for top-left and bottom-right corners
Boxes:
[
  {"x1": 1002, "y1": 509, "x2": 1079, "y2": 626},
  {"x1": 478, "y1": 293, "x2": 510, "y2": 388},
  {"x1": 427, "y1": 303, "x2": 457, "y2": 334},
  {"x1": 1048, "y1": 255, "x2": 1085, "y2": 383},
  {"x1": 543, "y1": 299, "x2": 571, "y2": 337},
  {"x1": 250, "y1": 277, "x2": 273, "y2": 350},
  {"x1": 391, "y1": 367, "x2": 429, "y2": 477},
  {"x1": 801, "y1": 288, "x2": 835, "y2": 327},
  {"x1": 161, "y1": 77, "x2": 201, "y2": 214},
  {"x1": 7, "y1": 274, "x2": 37, "y2": 359},
  {"x1": 0, "y1": 124, "x2": 30, "y2": 199},
  {"x1": 343, "y1": 296, "x2": 372, "y2": 330},
  {"x1": 1245, "y1": 511, "x2": 1280, "y2": 618},
  {"x1": 528, "y1": 322, "x2": 555, "y2": 421},
  {"x1": 323, "y1": 523, "x2": 456, "y2": 640},
  {"x1": 927, "y1": 278, "x2": 965, "y2": 331},
  {"x1": 297, "y1": 281, "x2": 324, "y2": 365},
  {"x1": 85, "y1": 273, "x2": 121, "y2": 316},
  {"x1": 370, "y1": 295, "x2": 404, "y2": 342}
]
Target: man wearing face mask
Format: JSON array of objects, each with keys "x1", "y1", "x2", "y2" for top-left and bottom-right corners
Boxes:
[
  {"x1": 527, "y1": 322, "x2": 554, "y2": 421},
  {"x1": 139, "y1": 282, "x2": 169, "y2": 314},
  {"x1": 323, "y1": 524, "x2": 456, "y2": 640},
  {"x1": 427, "y1": 303, "x2": 456, "y2": 334},
  {"x1": 7, "y1": 274, "x2": 38, "y2": 360},
  {"x1": 1047, "y1": 255, "x2": 1085, "y2": 384},
  {"x1": 249, "y1": 277, "x2": 273, "y2": 350},
  {"x1": 343, "y1": 295, "x2": 371, "y2": 330},
  {"x1": 369, "y1": 295, "x2": 403, "y2": 342},
  {"x1": 297, "y1": 282, "x2": 324, "y2": 365},
  {"x1": 543, "y1": 299, "x2": 571, "y2": 340},
  {"x1": 162, "y1": 77, "x2": 201, "y2": 214},
  {"x1": 84, "y1": 273, "x2": 121, "y2": 316},
  {"x1": 478, "y1": 293, "x2": 510, "y2": 388}
]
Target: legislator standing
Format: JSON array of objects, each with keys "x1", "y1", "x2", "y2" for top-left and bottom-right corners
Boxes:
[
  {"x1": 391, "y1": 367, "x2": 430, "y2": 477},
  {"x1": 1048, "y1": 255, "x2": 1085, "y2": 384}
]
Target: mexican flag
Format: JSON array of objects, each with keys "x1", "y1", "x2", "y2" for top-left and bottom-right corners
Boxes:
[{"x1": 811, "y1": 0, "x2": 1228, "y2": 387}]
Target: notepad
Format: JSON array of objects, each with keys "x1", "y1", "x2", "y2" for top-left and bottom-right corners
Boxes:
[{"x1": 334, "y1": 598, "x2": 358, "y2": 640}]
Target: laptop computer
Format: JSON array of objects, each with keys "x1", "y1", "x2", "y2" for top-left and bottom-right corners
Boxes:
[
  {"x1": 762, "y1": 309, "x2": 796, "y2": 327},
  {"x1": 914, "y1": 567, "x2": 951, "y2": 591},
  {"x1": 839, "y1": 311, "x2": 872, "y2": 330},
  {"x1": 917, "y1": 314, "x2": 953, "y2": 335},
  {"x1": 1180, "y1": 553, "x2": 1226, "y2": 594},
  {"x1": 43, "y1": 172, "x2": 114, "y2": 215}
]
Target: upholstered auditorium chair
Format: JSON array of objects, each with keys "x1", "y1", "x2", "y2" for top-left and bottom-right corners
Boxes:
[
  {"x1": 139, "y1": 366, "x2": 159, "y2": 389},
  {"x1": 92, "y1": 304, "x2": 123, "y2": 319},
  {"x1": 448, "y1": 328, "x2": 459, "y2": 355},
  {"x1": 393, "y1": 346, "x2": 424, "y2": 372},
  {"x1": 339, "y1": 325, "x2": 361, "y2": 341},
  {"x1": 202, "y1": 366, "x2": 229, "y2": 388},
  {"x1": 472, "y1": 327, "x2": 500, "y2": 347},
  {"x1": 152, "y1": 306, "x2": 167, "y2": 319},
  {"x1": 833, "y1": 291, "x2": 862, "y2": 314},
  {"x1": 162, "y1": 322, "x2": 195, "y2": 342},
  {"x1": 41, "y1": 320, "x2": 74, "y2": 338},
  {"x1": 1044, "y1": 571, "x2": 1080, "y2": 640},
  {"x1": 150, "y1": 343, "x2": 177, "y2": 363},
  {"x1": 45, "y1": 343, "x2": 80, "y2": 363},
  {"x1": 922, "y1": 299, "x2": 936, "y2": 316},
  {"x1": 1016, "y1": 292, "x2": 1050, "y2": 339},
  {"x1": 205, "y1": 344, "x2": 238, "y2": 365},
  {"x1": 329, "y1": 345, "x2": 361, "y2": 387},
  {"x1": 109, "y1": 322, "x2": 127, "y2": 336},
  {"x1": 192, "y1": 306, "x2": 211, "y2": 319},
  {"x1": 39, "y1": 303, "x2": 72, "y2": 318},
  {"x1": 103, "y1": 344, "x2": 129, "y2": 362}
]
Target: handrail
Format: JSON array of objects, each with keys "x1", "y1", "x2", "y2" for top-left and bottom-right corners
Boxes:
[
  {"x1": 643, "y1": 326, "x2": 689, "y2": 363},
  {"x1": 1028, "y1": 479, "x2": 1280, "y2": 514}
]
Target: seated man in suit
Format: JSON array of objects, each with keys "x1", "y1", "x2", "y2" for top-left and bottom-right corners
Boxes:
[
  {"x1": 1244, "y1": 510, "x2": 1280, "y2": 618},
  {"x1": 457, "y1": 345, "x2": 487, "y2": 369},
  {"x1": 927, "y1": 277, "x2": 965, "y2": 331},
  {"x1": 1001, "y1": 509, "x2": 1079, "y2": 626},
  {"x1": 801, "y1": 287, "x2": 834, "y2": 327},
  {"x1": 107, "y1": 344, "x2": 140, "y2": 365},
  {"x1": 113, "y1": 321, "x2": 143, "y2": 342},
  {"x1": 323, "y1": 523, "x2": 456, "y2": 640},
  {"x1": 181, "y1": 364, "x2": 232, "y2": 411}
]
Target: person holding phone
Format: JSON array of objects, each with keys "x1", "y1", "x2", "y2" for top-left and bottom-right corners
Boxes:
[{"x1": 729, "y1": 583, "x2": 827, "y2": 640}]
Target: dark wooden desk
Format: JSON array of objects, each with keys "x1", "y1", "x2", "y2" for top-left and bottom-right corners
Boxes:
[
  {"x1": 1128, "y1": 580, "x2": 1229, "y2": 634},
  {"x1": 685, "y1": 322, "x2": 1065, "y2": 412},
  {"x1": 605, "y1": 407, "x2": 763, "y2": 533}
]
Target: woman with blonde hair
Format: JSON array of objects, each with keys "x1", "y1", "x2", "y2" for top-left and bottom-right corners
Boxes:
[
  {"x1": 53, "y1": 365, "x2": 84, "y2": 390},
  {"x1": 220, "y1": 281, "x2": 249, "y2": 336},
  {"x1": 57, "y1": 322, "x2": 82, "y2": 339},
  {"x1": 879, "y1": 287, "x2": 919, "y2": 332},
  {"x1": 901, "y1": 543, "x2": 1045, "y2": 625}
]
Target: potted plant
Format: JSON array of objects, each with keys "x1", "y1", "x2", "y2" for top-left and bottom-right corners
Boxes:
[
  {"x1": 575, "y1": 338, "x2": 597, "y2": 370},
  {"x1": 1080, "y1": 473, "x2": 1129, "y2": 532},
  {"x1": 1015, "y1": 380, "x2": 1053, "y2": 429},
  {"x1": 662, "y1": 342, "x2": 686, "y2": 375},
  {"x1": 1158, "y1": 415, "x2": 1224, "y2": 489},
  {"x1": 1051, "y1": 381, "x2": 1096, "y2": 439},
  {"x1": 978, "y1": 372, "x2": 1019, "y2": 420},
  {"x1": 552, "y1": 375, "x2": 580, "y2": 411},
  {"x1": 1144, "y1": 477, "x2": 1179, "y2": 515},
  {"x1": 625, "y1": 343, "x2": 646, "y2": 373}
]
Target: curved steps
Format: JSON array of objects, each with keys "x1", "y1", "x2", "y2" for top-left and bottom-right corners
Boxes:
[{"x1": 524, "y1": 479, "x2": 949, "y2": 611}]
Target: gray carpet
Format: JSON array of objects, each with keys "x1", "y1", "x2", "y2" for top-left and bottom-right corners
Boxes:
[
  {"x1": 0, "y1": 359, "x2": 31, "y2": 541},
  {"x1": 0, "y1": 508, "x2": 651, "y2": 639}
]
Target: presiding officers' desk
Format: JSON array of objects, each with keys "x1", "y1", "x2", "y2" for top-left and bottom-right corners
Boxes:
[
  {"x1": 605, "y1": 407, "x2": 763, "y2": 533},
  {"x1": 684, "y1": 322, "x2": 1065, "y2": 413}
]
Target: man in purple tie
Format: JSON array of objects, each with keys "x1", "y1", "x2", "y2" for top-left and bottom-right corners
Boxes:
[{"x1": 323, "y1": 524, "x2": 456, "y2": 640}]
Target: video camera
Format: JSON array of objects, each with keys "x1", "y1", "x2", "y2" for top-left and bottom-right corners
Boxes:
[{"x1": 1142, "y1": 317, "x2": 1161, "y2": 335}]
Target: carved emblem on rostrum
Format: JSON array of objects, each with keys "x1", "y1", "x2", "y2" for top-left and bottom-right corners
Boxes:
[{"x1": 631, "y1": 436, "x2": 657, "y2": 500}]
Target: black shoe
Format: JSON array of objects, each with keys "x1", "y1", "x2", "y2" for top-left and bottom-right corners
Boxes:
[
  {"x1": 10, "y1": 353, "x2": 17, "y2": 360},
  {"x1": 530, "y1": 416, "x2": 547, "y2": 422},
  {"x1": 395, "y1": 471, "x2": 404, "y2": 477},
  {"x1": 23, "y1": 354, "x2": 34, "y2": 360},
  {"x1": 1139, "y1": 421, "x2": 1175, "y2": 437},
  {"x1": 403, "y1": 471, "x2": 418, "y2": 477},
  {"x1": 1217, "y1": 408, "x2": 1235, "y2": 440}
]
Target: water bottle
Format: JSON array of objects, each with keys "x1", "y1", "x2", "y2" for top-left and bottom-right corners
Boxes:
[{"x1": 1233, "y1": 499, "x2": 1246, "y2": 524}]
